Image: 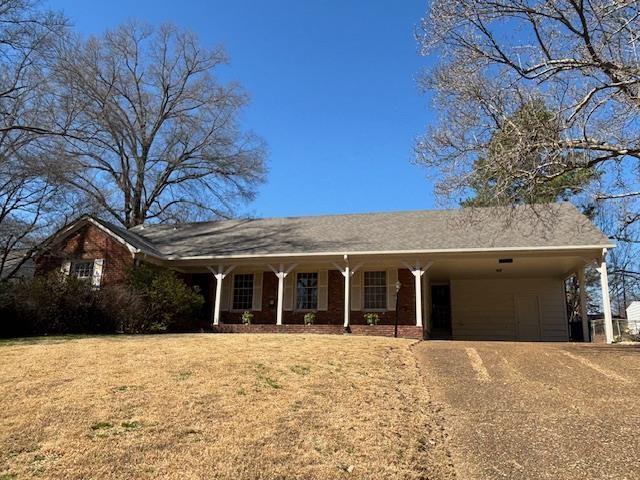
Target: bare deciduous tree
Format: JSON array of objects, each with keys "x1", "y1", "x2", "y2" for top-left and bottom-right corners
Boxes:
[
  {"x1": 0, "y1": 0, "x2": 72, "y2": 279},
  {"x1": 417, "y1": 0, "x2": 639, "y2": 203},
  {"x1": 54, "y1": 22, "x2": 267, "y2": 228},
  {"x1": 417, "y1": 0, "x2": 640, "y2": 304}
]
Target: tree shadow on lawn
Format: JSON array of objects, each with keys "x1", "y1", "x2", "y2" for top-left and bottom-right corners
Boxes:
[{"x1": 0, "y1": 334, "x2": 104, "y2": 347}]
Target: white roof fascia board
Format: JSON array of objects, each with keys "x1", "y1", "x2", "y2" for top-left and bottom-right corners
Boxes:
[{"x1": 163, "y1": 243, "x2": 614, "y2": 262}]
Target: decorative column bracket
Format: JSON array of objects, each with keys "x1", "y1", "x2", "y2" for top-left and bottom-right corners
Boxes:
[
  {"x1": 207, "y1": 265, "x2": 236, "y2": 326},
  {"x1": 331, "y1": 262, "x2": 363, "y2": 277},
  {"x1": 267, "y1": 263, "x2": 298, "y2": 326},
  {"x1": 401, "y1": 261, "x2": 434, "y2": 328}
]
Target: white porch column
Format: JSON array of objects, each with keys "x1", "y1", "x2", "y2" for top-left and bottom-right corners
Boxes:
[
  {"x1": 597, "y1": 249, "x2": 614, "y2": 344},
  {"x1": 333, "y1": 256, "x2": 362, "y2": 329},
  {"x1": 213, "y1": 273, "x2": 223, "y2": 325},
  {"x1": 413, "y1": 270, "x2": 424, "y2": 327},
  {"x1": 403, "y1": 261, "x2": 433, "y2": 328},
  {"x1": 578, "y1": 267, "x2": 590, "y2": 342},
  {"x1": 207, "y1": 265, "x2": 235, "y2": 326},
  {"x1": 276, "y1": 273, "x2": 285, "y2": 326},
  {"x1": 343, "y1": 265, "x2": 351, "y2": 328},
  {"x1": 268, "y1": 264, "x2": 297, "y2": 326}
]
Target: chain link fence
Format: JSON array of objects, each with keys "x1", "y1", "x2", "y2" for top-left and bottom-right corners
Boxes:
[{"x1": 590, "y1": 318, "x2": 640, "y2": 343}]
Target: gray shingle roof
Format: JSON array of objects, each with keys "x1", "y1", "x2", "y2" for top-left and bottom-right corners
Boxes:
[
  {"x1": 91, "y1": 217, "x2": 163, "y2": 257},
  {"x1": 128, "y1": 203, "x2": 612, "y2": 259},
  {"x1": 1, "y1": 250, "x2": 35, "y2": 279}
]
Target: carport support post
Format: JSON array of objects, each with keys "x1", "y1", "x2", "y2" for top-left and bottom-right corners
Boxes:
[
  {"x1": 578, "y1": 268, "x2": 589, "y2": 342},
  {"x1": 598, "y1": 249, "x2": 614, "y2": 344}
]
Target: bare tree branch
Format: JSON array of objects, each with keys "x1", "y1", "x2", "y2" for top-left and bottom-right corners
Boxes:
[
  {"x1": 417, "y1": 0, "x2": 640, "y2": 307},
  {"x1": 52, "y1": 22, "x2": 267, "y2": 228},
  {"x1": 0, "y1": 0, "x2": 76, "y2": 280}
]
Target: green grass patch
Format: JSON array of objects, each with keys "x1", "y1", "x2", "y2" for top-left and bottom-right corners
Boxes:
[
  {"x1": 290, "y1": 365, "x2": 310, "y2": 375},
  {"x1": 262, "y1": 376, "x2": 282, "y2": 389},
  {"x1": 90, "y1": 421, "x2": 113, "y2": 431},
  {"x1": 121, "y1": 421, "x2": 142, "y2": 430},
  {"x1": 254, "y1": 363, "x2": 282, "y2": 389}
]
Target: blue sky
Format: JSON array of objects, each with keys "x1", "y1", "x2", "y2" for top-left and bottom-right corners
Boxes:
[{"x1": 47, "y1": 0, "x2": 437, "y2": 218}]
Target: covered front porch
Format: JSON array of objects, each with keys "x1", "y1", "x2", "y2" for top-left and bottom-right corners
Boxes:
[{"x1": 173, "y1": 246, "x2": 615, "y2": 342}]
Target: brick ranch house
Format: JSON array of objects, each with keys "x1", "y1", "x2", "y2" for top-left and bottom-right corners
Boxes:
[{"x1": 35, "y1": 203, "x2": 616, "y2": 342}]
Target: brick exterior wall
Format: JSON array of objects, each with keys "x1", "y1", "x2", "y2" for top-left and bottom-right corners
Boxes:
[
  {"x1": 219, "y1": 268, "x2": 417, "y2": 326},
  {"x1": 35, "y1": 223, "x2": 134, "y2": 286},
  {"x1": 34, "y1": 221, "x2": 423, "y2": 340}
]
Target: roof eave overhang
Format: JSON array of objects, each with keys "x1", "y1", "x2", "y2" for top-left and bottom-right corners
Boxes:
[
  {"x1": 38, "y1": 216, "x2": 156, "y2": 259},
  {"x1": 155, "y1": 243, "x2": 615, "y2": 264}
]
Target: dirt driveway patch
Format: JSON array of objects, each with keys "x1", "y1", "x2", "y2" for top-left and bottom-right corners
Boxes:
[{"x1": 414, "y1": 341, "x2": 640, "y2": 480}]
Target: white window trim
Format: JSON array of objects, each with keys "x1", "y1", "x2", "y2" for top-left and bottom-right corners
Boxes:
[
  {"x1": 363, "y1": 270, "x2": 388, "y2": 311},
  {"x1": 295, "y1": 271, "x2": 319, "y2": 312},
  {"x1": 71, "y1": 260, "x2": 94, "y2": 281},
  {"x1": 230, "y1": 272, "x2": 255, "y2": 312}
]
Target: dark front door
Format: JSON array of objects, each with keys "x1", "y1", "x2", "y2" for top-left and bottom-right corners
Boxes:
[{"x1": 431, "y1": 285, "x2": 451, "y2": 336}]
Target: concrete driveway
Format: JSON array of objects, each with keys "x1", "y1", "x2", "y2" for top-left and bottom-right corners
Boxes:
[{"x1": 414, "y1": 341, "x2": 640, "y2": 480}]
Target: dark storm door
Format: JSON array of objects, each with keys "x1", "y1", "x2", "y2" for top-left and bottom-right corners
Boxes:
[{"x1": 431, "y1": 285, "x2": 451, "y2": 332}]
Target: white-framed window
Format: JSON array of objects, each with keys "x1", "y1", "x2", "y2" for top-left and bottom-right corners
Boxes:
[
  {"x1": 364, "y1": 271, "x2": 387, "y2": 310},
  {"x1": 71, "y1": 260, "x2": 94, "y2": 281},
  {"x1": 296, "y1": 272, "x2": 318, "y2": 310},
  {"x1": 232, "y1": 273, "x2": 254, "y2": 310}
]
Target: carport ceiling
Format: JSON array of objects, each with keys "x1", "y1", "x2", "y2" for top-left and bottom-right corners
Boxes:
[{"x1": 428, "y1": 255, "x2": 584, "y2": 280}]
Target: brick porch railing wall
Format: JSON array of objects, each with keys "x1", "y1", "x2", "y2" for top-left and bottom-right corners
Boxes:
[{"x1": 211, "y1": 324, "x2": 424, "y2": 340}]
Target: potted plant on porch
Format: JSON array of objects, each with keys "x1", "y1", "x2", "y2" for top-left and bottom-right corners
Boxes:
[
  {"x1": 364, "y1": 312, "x2": 379, "y2": 326},
  {"x1": 304, "y1": 312, "x2": 316, "y2": 326},
  {"x1": 242, "y1": 311, "x2": 253, "y2": 325}
]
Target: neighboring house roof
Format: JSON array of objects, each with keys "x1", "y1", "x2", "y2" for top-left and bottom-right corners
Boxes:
[
  {"x1": 1, "y1": 250, "x2": 36, "y2": 279},
  {"x1": 127, "y1": 202, "x2": 612, "y2": 259}
]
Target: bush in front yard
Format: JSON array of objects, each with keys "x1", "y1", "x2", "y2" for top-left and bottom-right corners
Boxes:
[
  {"x1": 0, "y1": 273, "x2": 116, "y2": 336},
  {"x1": 126, "y1": 264, "x2": 204, "y2": 333},
  {"x1": 97, "y1": 285, "x2": 146, "y2": 333},
  {"x1": 0, "y1": 265, "x2": 204, "y2": 337}
]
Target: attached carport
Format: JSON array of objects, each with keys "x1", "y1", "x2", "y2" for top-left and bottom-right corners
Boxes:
[{"x1": 423, "y1": 247, "x2": 615, "y2": 342}]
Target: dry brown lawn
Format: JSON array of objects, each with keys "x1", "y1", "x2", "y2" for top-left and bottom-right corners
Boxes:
[{"x1": 0, "y1": 334, "x2": 454, "y2": 480}]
